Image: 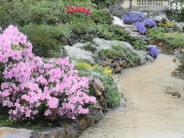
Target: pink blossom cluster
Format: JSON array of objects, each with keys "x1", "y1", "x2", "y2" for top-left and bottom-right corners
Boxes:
[{"x1": 0, "y1": 25, "x2": 96, "y2": 121}]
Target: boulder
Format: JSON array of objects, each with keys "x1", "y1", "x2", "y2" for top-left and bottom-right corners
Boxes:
[
  {"x1": 90, "y1": 78, "x2": 105, "y2": 96},
  {"x1": 65, "y1": 44, "x2": 96, "y2": 64},
  {"x1": 93, "y1": 38, "x2": 134, "y2": 51},
  {"x1": 113, "y1": 16, "x2": 125, "y2": 27},
  {"x1": 0, "y1": 127, "x2": 33, "y2": 138},
  {"x1": 35, "y1": 128, "x2": 65, "y2": 138},
  {"x1": 92, "y1": 38, "x2": 153, "y2": 71}
]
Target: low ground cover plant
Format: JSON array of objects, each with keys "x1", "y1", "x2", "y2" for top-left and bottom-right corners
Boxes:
[
  {"x1": 76, "y1": 61, "x2": 121, "y2": 108},
  {"x1": 98, "y1": 45, "x2": 140, "y2": 66}
]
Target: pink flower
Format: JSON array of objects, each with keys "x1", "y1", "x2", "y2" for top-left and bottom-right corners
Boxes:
[
  {"x1": 47, "y1": 97, "x2": 59, "y2": 109},
  {"x1": 0, "y1": 25, "x2": 96, "y2": 121}
]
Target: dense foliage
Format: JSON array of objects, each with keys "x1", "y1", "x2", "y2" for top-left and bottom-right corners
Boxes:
[
  {"x1": 147, "y1": 28, "x2": 184, "y2": 52},
  {"x1": 91, "y1": 0, "x2": 117, "y2": 8},
  {"x1": 165, "y1": 7, "x2": 184, "y2": 22},
  {"x1": 0, "y1": 0, "x2": 148, "y2": 58}
]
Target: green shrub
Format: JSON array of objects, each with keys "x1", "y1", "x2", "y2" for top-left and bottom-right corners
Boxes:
[
  {"x1": 165, "y1": 8, "x2": 184, "y2": 22},
  {"x1": 147, "y1": 28, "x2": 184, "y2": 51},
  {"x1": 91, "y1": 9, "x2": 113, "y2": 25},
  {"x1": 101, "y1": 76, "x2": 121, "y2": 108},
  {"x1": 98, "y1": 45, "x2": 140, "y2": 65},
  {"x1": 0, "y1": 0, "x2": 65, "y2": 27},
  {"x1": 98, "y1": 48, "x2": 122, "y2": 59},
  {"x1": 29, "y1": 0, "x2": 63, "y2": 24},
  {"x1": 0, "y1": 0, "x2": 30, "y2": 27},
  {"x1": 21, "y1": 24, "x2": 71, "y2": 57},
  {"x1": 92, "y1": 0, "x2": 117, "y2": 8}
]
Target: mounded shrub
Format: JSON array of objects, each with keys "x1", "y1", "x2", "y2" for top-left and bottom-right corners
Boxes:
[
  {"x1": 0, "y1": 25, "x2": 96, "y2": 121},
  {"x1": 21, "y1": 24, "x2": 71, "y2": 58},
  {"x1": 91, "y1": 9, "x2": 113, "y2": 25},
  {"x1": 0, "y1": 0, "x2": 64, "y2": 27},
  {"x1": 92, "y1": 0, "x2": 118, "y2": 8},
  {"x1": 147, "y1": 28, "x2": 184, "y2": 52},
  {"x1": 101, "y1": 76, "x2": 121, "y2": 108}
]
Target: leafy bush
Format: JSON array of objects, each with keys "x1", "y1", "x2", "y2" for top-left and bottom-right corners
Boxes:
[
  {"x1": 92, "y1": 0, "x2": 117, "y2": 8},
  {"x1": 147, "y1": 28, "x2": 184, "y2": 52},
  {"x1": 101, "y1": 76, "x2": 121, "y2": 108},
  {"x1": 0, "y1": 25, "x2": 96, "y2": 121},
  {"x1": 165, "y1": 8, "x2": 184, "y2": 22},
  {"x1": 76, "y1": 61, "x2": 94, "y2": 71},
  {"x1": 0, "y1": 0, "x2": 64, "y2": 27},
  {"x1": 21, "y1": 24, "x2": 71, "y2": 57},
  {"x1": 98, "y1": 48, "x2": 123, "y2": 59},
  {"x1": 98, "y1": 45, "x2": 140, "y2": 65},
  {"x1": 91, "y1": 9, "x2": 113, "y2": 25}
]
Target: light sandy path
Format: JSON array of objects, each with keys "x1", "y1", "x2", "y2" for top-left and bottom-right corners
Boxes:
[{"x1": 80, "y1": 54, "x2": 184, "y2": 138}]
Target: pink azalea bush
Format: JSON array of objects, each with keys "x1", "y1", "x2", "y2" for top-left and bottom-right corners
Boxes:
[{"x1": 0, "y1": 25, "x2": 96, "y2": 121}]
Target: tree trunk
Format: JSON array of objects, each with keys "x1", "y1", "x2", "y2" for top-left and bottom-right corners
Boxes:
[{"x1": 129, "y1": 0, "x2": 133, "y2": 9}]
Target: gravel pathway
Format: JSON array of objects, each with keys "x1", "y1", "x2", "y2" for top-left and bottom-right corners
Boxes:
[{"x1": 80, "y1": 54, "x2": 184, "y2": 138}]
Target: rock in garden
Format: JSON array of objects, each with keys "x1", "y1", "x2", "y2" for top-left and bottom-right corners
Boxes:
[
  {"x1": 0, "y1": 127, "x2": 33, "y2": 138},
  {"x1": 113, "y1": 16, "x2": 125, "y2": 27},
  {"x1": 90, "y1": 78, "x2": 105, "y2": 96},
  {"x1": 165, "y1": 87, "x2": 181, "y2": 98},
  {"x1": 65, "y1": 45, "x2": 96, "y2": 64},
  {"x1": 34, "y1": 128, "x2": 65, "y2": 138}
]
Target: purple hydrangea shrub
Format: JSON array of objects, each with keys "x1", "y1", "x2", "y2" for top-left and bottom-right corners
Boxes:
[
  {"x1": 135, "y1": 22, "x2": 147, "y2": 34},
  {"x1": 122, "y1": 11, "x2": 145, "y2": 24},
  {"x1": 144, "y1": 18, "x2": 157, "y2": 28},
  {"x1": 148, "y1": 45, "x2": 159, "y2": 58}
]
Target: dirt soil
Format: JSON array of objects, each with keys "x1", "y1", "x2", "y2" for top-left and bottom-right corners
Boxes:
[{"x1": 80, "y1": 54, "x2": 184, "y2": 138}]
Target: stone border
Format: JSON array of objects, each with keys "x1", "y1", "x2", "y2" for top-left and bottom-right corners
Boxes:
[{"x1": 0, "y1": 109, "x2": 104, "y2": 138}]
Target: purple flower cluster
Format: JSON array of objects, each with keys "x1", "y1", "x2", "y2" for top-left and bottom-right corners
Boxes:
[
  {"x1": 0, "y1": 25, "x2": 96, "y2": 121},
  {"x1": 148, "y1": 45, "x2": 159, "y2": 58},
  {"x1": 135, "y1": 22, "x2": 147, "y2": 34},
  {"x1": 144, "y1": 18, "x2": 157, "y2": 28},
  {"x1": 122, "y1": 11, "x2": 145, "y2": 24},
  {"x1": 134, "y1": 18, "x2": 157, "y2": 34}
]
